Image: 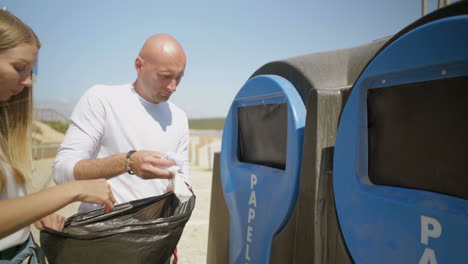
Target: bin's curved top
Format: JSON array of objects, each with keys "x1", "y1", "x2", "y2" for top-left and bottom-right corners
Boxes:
[{"x1": 250, "y1": 38, "x2": 389, "y2": 105}]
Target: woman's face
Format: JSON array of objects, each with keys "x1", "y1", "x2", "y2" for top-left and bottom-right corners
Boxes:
[{"x1": 0, "y1": 43, "x2": 38, "y2": 102}]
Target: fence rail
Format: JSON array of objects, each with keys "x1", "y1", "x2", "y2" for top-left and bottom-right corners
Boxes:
[
  {"x1": 32, "y1": 144, "x2": 60, "y2": 160},
  {"x1": 32, "y1": 130, "x2": 223, "y2": 169},
  {"x1": 34, "y1": 108, "x2": 70, "y2": 124}
]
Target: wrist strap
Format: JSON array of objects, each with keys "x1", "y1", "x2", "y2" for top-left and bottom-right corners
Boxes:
[{"x1": 125, "y1": 150, "x2": 136, "y2": 175}]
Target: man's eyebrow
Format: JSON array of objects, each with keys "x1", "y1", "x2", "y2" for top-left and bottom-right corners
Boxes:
[{"x1": 12, "y1": 58, "x2": 33, "y2": 64}]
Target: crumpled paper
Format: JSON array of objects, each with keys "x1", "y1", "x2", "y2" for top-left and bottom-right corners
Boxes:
[{"x1": 161, "y1": 152, "x2": 193, "y2": 203}]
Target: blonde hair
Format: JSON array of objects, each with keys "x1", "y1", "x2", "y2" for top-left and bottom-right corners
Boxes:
[{"x1": 0, "y1": 9, "x2": 40, "y2": 192}]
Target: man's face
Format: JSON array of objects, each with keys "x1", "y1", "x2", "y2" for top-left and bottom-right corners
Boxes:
[{"x1": 136, "y1": 51, "x2": 185, "y2": 104}]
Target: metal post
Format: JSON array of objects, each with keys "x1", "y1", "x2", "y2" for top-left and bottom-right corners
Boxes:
[
  {"x1": 422, "y1": 0, "x2": 427, "y2": 16},
  {"x1": 438, "y1": 0, "x2": 446, "y2": 8}
]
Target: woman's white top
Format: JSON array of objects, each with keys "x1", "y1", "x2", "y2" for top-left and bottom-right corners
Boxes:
[{"x1": 0, "y1": 151, "x2": 29, "y2": 251}]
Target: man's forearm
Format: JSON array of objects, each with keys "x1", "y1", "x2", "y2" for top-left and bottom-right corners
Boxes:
[{"x1": 74, "y1": 153, "x2": 127, "y2": 180}]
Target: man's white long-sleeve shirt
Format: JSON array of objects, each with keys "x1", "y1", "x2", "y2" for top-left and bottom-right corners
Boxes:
[{"x1": 53, "y1": 84, "x2": 190, "y2": 213}]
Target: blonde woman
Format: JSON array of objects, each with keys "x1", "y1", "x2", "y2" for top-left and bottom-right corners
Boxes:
[{"x1": 0, "y1": 9, "x2": 116, "y2": 262}]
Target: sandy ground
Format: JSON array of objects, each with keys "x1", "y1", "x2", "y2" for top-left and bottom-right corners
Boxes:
[{"x1": 29, "y1": 158, "x2": 212, "y2": 264}]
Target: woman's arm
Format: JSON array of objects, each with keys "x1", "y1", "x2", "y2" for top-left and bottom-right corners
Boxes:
[{"x1": 0, "y1": 179, "x2": 115, "y2": 239}]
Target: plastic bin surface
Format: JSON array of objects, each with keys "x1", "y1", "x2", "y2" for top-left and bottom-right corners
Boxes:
[
  {"x1": 334, "y1": 15, "x2": 468, "y2": 263},
  {"x1": 221, "y1": 75, "x2": 306, "y2": 264}
]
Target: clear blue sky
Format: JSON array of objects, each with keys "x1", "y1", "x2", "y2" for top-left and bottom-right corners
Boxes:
[{"x1": 3, "y1": 0, "x2": 442, "y2": 118}]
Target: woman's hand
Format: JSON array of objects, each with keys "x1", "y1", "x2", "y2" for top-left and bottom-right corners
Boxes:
[
  {"x1": 33, "y1": 213, "x2": 66, "y2": 231},
  {"x1": 69, "y1": 179, "x2": 117, "y2": 213}
]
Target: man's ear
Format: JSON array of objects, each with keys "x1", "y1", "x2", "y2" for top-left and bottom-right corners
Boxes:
[{"x1": 135, "y1": 57, "x2": 143, "y2": 73}]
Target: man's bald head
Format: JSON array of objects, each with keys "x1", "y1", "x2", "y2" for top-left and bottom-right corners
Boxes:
[
  {"x1": 134, "y1": 34, "x2": 186, "y2": 104},
  {"x1": 139, "y1": 34, "x2": 186, "y2": 64}
]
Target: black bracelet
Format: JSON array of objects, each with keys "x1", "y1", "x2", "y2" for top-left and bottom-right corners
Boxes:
[{"x1": 125, "y1": 150, "x2": 136, "y2": 175}]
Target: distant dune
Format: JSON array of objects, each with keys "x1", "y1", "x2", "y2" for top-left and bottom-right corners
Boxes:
[{"x1": 33, "y1": 121, "x2": 65, "y2": 144}]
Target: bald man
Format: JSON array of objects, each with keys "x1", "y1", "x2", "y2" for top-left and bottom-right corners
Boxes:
[{"x1": 53, "y1": 34, "x2": 191, "y2": 213}]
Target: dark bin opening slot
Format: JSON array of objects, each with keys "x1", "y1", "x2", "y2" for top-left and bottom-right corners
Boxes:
[
  {"x1": 238, "y1": 103, "x2": 287, "y2": 170},
  {"x1": 367, "y1": 75, "x2": 468, "y2": 199}
]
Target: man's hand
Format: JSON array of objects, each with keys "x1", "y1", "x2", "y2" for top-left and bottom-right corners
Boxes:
[
  {"x1": 34, "y1": 213, "x2": 66, "y2": 232},
  {"x1": 129, "y1": 151, "x2": 176, "y2": 180}
]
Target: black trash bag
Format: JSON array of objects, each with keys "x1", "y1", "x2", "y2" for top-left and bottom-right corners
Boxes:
[{"x1": 40, "y1": 192, "x2": 195, "y2": 264}]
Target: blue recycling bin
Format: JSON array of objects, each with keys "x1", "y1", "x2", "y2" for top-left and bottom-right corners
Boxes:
[
  {"x1": 334, "y1": 10, "x2": 468, "y2": 264},
  {"x1": 220, "y1": 75, "x2": 306, "y2": 264}
]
